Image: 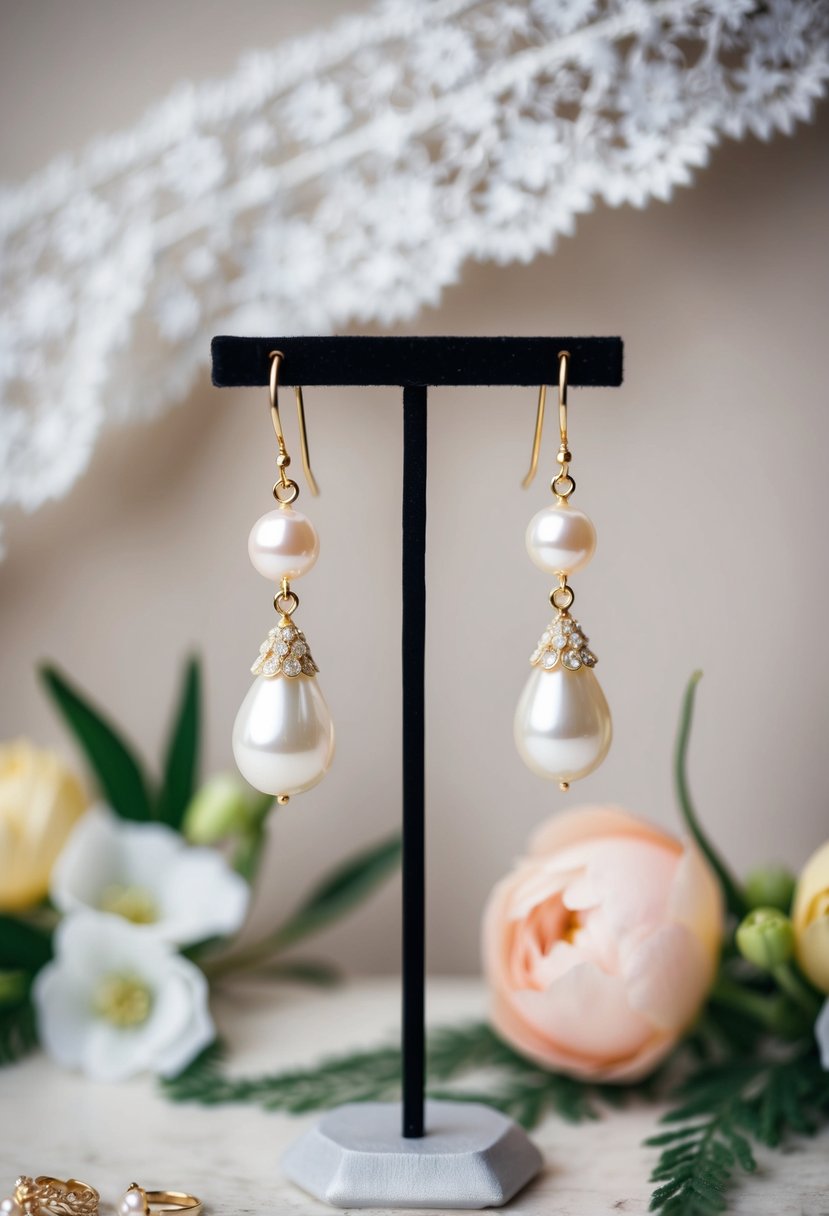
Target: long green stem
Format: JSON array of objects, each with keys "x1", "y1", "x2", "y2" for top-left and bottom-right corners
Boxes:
[
  {"x1": 708, "y1": 975, "x2": 804, "y2": 1035},
  {"x1": 675, "y1": 672, "x2": 747, "y2": 919},
  {"x1": 204, "y1": 932, "x2": 294, "y2": 980},
  {"x1": 771, "y1": 963, "x2": 823, "y2": 1019}
]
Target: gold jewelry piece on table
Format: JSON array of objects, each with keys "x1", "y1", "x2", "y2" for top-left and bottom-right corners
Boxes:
[
  {"x1": 117, "y1": 1184, "x2": 202, "y2": 1216},
  {"x1": 1, "y1": 1176, "x2": 99, "y2": 1216}
]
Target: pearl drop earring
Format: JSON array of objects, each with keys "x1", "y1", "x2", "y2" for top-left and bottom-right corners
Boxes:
[
  {"x1": 514, "y1": 351, "x2": 612, "y2": 790},
  {"x1": 232, "y1": 351, "x2": 335, "y2": 804}
]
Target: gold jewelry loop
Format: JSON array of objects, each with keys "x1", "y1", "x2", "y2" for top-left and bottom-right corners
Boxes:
[
  {"x1": 268, "y1": 350, "x2": 319, "y2": 497},
  {"x1": 272, "y1": 479, "x2": 299, "y2": 505},
  {"x1": 550, "y1": 574, "x2": 575, "y2": 612},
  {"x1": 274, "y1": 588, "x2": 300, "y2": 617},
  {"x1": 521, "y1": 350, "x2": 571, "y2": 490},
  {"x1": 552, "y1": 472, "x2": 576, "y2": 499}
]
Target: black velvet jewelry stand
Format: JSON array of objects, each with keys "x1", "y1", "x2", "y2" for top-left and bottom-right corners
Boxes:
[{"x1": 212, "y1": 335, "x2": 624, "y2": 1210}]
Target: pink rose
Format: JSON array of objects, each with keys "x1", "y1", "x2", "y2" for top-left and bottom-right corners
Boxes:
[{"x1": 483, "y1": 807, "x2": 723, "y2": 1082}]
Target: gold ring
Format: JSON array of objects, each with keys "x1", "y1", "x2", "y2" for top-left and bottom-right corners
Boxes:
[
  {"x1": 118, "y1": 1185, "x2": 202, "y2": 1216},
  {"x1": 5, "y1": 1176, "x2": 99, "y2": 1216}
]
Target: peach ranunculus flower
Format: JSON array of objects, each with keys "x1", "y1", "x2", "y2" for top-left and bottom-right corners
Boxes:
[
  {"x1": 483, "y1": 807, "x2": 723, "y2": 1082},
  {"x1": 792, "y1": 839, "x2": 829, "y2": 994},
  {"x1": 0, "y1": 739, "x2": 88, "y2": 912}
]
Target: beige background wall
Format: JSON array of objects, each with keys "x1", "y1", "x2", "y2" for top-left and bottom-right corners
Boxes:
[{"x1": 2, "y1": 3, "x2": 828, "y2": 974}]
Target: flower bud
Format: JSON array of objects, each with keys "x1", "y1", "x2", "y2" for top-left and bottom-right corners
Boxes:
[
  {"x1": 792, "y1": 840, "x2": 829, "y2": 993},
  {"x1": 736, "y1": 907, "x2": 795, "y2": 970},
  {"x1": 744, "y1": 865, "x2": 796, "y2": 913},
  {"x1": 183, "y1": 773, "x2": 251, "y2": 844},
  {"x1": 0, "y1": 739, "x2": 87, "y2": 911}
]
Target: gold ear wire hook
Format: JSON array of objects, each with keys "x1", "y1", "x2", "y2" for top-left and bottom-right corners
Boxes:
[
  {"x1": 521, "y1": 350, "x2": 570, "y2": 489},
  {"x1": 268, "y1": 350, "x2": 320, "y2": 496}
]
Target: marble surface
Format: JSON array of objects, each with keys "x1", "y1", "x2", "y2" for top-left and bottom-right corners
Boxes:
[{"x1": 1, "y1": 978, "x2": 827, "y2": 1215}]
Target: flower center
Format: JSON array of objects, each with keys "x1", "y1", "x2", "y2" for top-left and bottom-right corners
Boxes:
[
  {"x1": 99, "y1": 884, "x2": 158, "y2": 924},
  {"x1": 561, "y1": 909, "x2": 583, "y2": 945},
  {"x1": 93, "y1": 973, "x2": 153, "y2": 1027}
]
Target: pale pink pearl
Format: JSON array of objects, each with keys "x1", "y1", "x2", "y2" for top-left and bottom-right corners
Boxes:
[
  {"x1": 248, "y1": 508, "x2": 319, "y2": 582},
  {"x1": 525, "y1": 501, "x2": 596, "y2": 575}
]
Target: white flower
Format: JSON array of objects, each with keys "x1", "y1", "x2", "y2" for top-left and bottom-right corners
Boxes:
[
  {"x1": 34, "y1": 914, "x2": 214, "y2": 1082},
  {"x1": 817, "y1": 999, "x2": 829, "y2": 1070},
  {"x1": 51, "y1": 805, "x2": 249, "y2": 946}
]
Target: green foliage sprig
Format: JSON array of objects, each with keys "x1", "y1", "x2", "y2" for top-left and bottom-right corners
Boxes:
[
  {"x1": 162, "y1": 1022, "x2": 620, "y2": 1123},
  {"x1": 647, "y1": 1052, "x2": 829, "y2": 1214},
  {"x1": 160, "y1": 673, "x2": 829, "y2": 1216},
  {"x1": 0, "y1": 658, "x2": 402, "y2": 1069}
]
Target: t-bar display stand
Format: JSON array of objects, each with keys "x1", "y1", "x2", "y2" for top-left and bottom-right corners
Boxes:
[{"x1": 212, "y1": 335, "x2": 624, "y2": 1209}]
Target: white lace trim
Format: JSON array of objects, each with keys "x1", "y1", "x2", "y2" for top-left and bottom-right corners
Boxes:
[{"x1": 1, "y1": 0, "x2": 826, "y2": 549}]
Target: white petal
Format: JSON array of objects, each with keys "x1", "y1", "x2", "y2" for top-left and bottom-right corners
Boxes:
[
  {"x1": 155, "y1": 849, "x2": 249, "y2": 945},
  {"x1": 151, "y1": 960, "x2": 215, "y2": 1077},
  {"x1": 50, "y1": 805, "x2": 123, "y2": 913},
  {"x1": 54, "y1": 910, "x2": 171, "y2": 978},
  {"x1": 816, "y1": 999, "x2": 829, "y2": 1071},
  {"x1": 32, "y1": 962, "x2": 93, "y2": 1070},
  {"x1": 51, "y1": 805, "x2": 183, "y2": 914}
]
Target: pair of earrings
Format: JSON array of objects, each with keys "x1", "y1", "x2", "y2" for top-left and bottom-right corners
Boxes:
[{"x1": 232, "y1": 351, "x2": 610, "y2": 806}]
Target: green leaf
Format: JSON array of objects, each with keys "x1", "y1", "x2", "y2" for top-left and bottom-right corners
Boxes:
[
  {"x1": 0, "y1": 999, "x2": 38, "y2": 1066},
  {"x1": 156, "y1": 657, "x2": 201, "y2": 829},
  {"x1": 255, "y1": 958, "x2": 341, "y2": 987},
  {"x1": 274, "y1": 834, "x2": 402, "y2": 951},
  {"x1": 207, "y1": 834, "x2": 402, "y2": 978},
  {"x1": 0, "y1": 917, "x2": 52, "y2": 973},
  {"x1": 674, "y1": 673, "x2": 747, "y2": 919},
  {"x1": 39, "y1": 664, "x2": 153, "y2": 821}
]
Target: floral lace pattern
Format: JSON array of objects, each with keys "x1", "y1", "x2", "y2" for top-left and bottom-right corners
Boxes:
[{"x1": 0, "y1": 0, "x2": 826, "y2": 553}]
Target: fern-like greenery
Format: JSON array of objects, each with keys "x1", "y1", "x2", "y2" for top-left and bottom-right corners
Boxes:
[
  {"x1": 162, "y1": 1022, "x2": 621, "y2": 1124},
  {"x1": 162, "y1": 1021, "x2": 829, "y2": 1215},
  {"x1": 648, "y1": 1051, "x2": 829, "y2": 1215}
]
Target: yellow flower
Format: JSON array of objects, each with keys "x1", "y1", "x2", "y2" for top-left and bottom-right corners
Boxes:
[
  {"x1": 792, "y1": 840, "x2": 829, "y2": 994},
  {"x1": 0, "y1": 740, "x2": 87, "y2": 912}
]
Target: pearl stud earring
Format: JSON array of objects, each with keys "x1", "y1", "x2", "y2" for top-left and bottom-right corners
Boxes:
[
  {"x1": 232, "y1": 351, "x2": 335, "y2": 804},
  {"x1": 514, "y1": 351, "x2": 612, "y2": 790}
]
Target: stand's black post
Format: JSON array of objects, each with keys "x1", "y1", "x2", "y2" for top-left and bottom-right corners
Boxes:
[{"x1": 401, "y1": 384, "x2": 427, "y2": 1139}]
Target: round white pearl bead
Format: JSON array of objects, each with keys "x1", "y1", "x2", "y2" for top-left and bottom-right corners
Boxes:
[
  {"x1": 1, "y1": 1198, "x2": 23, "y2": 1216},
  {"x1": 248, "y1": 508, "x2": 319, "y2": 582},
  {"x1": 525, "y1": 501, "x2": 596, "y2": 575},
  {"x1": 117, "y1": 1189, "x2": 146, "y2": 1216}
]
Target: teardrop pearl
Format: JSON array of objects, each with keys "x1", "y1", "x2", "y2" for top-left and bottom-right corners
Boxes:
[
  {"x1": 526, "y1": 501, "x2": 596, "y2": 575},
  {"x1": 248, "y1": 507, "x2": 319, "y2": 582},
  {"x1": 233, "y1": 675, "x2": 334, "y2": 797},
  {"x1": 514, "y1": 664, "x2": 611, "y2": 784}
]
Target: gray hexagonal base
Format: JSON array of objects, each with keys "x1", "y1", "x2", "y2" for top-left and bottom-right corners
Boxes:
[{"x1": 281, "y1": 1099, "x2": 543, "y2": 1209}]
